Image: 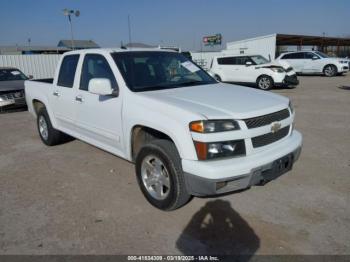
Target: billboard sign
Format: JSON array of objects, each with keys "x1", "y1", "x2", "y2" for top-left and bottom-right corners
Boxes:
[{"x1": 203, "y1": 34, "x2": 222, "y2": 46}]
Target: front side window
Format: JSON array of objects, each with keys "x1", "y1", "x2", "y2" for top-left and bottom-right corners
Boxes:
[
  {"x1": 112, "y1": 51, "x2": 216, "y2": 92},
  {"x1": 57, "y1": 55, "x2": 79, "y2": 88},
  {"x1": 235, "y1": 56, "x2": 251, "y2": 65},
  {"x1": 305, "y1": 52, "x2": 318, "y2": 59},
  {"x1": 80, "y1": 54, "x2": 117, "y2": 91},
  {"x1": 250, "y1": 55, "x2": 269, "y2": 65},
  {"x1": 0, "y1": 69, "x2": 28, "y2": 81}
]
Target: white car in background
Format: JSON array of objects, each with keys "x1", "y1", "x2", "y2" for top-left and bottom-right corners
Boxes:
[
  {"x1": 276, "y1": 51, "x2": 349, "y2": 77},
  {"x1": 209, "y1": 55, "x2": 299, "y2": 90}
]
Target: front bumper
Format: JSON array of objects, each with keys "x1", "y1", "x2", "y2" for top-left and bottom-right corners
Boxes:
[
  {"x1": 276, "y1": 74, "x2": 299, "y2": 87},
  {"x1": 182, "y1": 130, "x2": 302, "y2": 196},
  {"x1": 0, "y1": 97, "x2": 26, "y2": 112}
]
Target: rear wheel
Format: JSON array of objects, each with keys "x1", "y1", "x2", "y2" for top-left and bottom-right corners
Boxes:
[
  {"x1": 135, "y1": 139, "x2": 191, "y2": 211},
  {"x1": 37, "y1": 107, "x2": 65, "y2": 146},
  {"x1": 257, "y1": 75, "x2": 273, "y2": 90},
  {"x1": 323, "y1": 65, "x2": 337, "y2": 77}
]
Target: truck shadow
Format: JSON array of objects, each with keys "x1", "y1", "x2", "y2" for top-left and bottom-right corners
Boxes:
[{"x1": 176, "y1": 200, "x2": 260, "y2": 261}]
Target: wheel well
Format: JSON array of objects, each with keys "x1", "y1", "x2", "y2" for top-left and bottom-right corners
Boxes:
[
  {"x1": 257, "y1": 74, "x2": 274, "y2": 83},
  {"x1": 32, "y1": 100, "x2": 45, "y2": 116},
  {"x1": 131, "y1": 126, "x2": 174, "y2": 161},
  {"x1": 323, "y1": 64, "x2": 337, "y2": 71}
]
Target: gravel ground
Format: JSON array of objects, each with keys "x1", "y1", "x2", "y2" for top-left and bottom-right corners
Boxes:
[{"x1": 0, "y1": 74, "x2": 349, "y2": 255}]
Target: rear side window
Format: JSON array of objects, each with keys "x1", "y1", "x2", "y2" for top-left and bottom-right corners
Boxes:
[
  {"x1": 80, "y1": 54, "x2": 117, "y2": 91},
  {"x1": 217, "y1": 57, "x2": 236, "y2": 65},
  {"x1": 281, "y1": 53, "x2": 304, "y2": 59},
  {"x1": 57, "y1": 55, "x2": 79, "y2": 88}
]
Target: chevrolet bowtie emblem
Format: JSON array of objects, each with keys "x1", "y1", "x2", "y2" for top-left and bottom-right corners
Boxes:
[{"x1": 271, "y1": 122, "x2": 282, "y2": 133}]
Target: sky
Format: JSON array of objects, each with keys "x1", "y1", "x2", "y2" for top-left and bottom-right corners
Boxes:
[{"x1": 0, "y1": 0, "x2": 349, "y2": 51}]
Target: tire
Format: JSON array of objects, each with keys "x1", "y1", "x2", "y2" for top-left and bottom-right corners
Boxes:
[
  {"x1": 323, "y1": 64, "x2": 337, "y2": 77},
  {"x1": 135, "y1": 139, "x2": 191, "y2": 211},
  {"x1": 257, "y1": 75, "x2": 274, "y2": 90},
  {"x1": 36, "y1": 107, "x2": 65, "y2": 146},
  {"x1": 214, "y1": 75, "x2": 222, "y2": 82}
]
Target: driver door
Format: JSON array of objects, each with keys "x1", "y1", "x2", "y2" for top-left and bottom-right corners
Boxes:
[{"x1": 74, "y1": 53, "x2": 124, "y2": 154}]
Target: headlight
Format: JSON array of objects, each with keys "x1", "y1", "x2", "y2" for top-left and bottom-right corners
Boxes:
[
  {"x1": 340, "y1": 61, "x2": 348, "y2": 64},
  {"x1": 194, "y1": 140, "x2": 246, "y2": 160},
  {"x1": 190, "y1": 120, "x2": 240, "y2": 133},
  {"x1": 289, "y1": 100, "x2": 294, "y2": 114},
  {"x1": 269, "y1": 67, "x2": 285, "y2": 73}
]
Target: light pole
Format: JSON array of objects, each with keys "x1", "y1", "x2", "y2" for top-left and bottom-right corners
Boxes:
[{"x1": 63, "y1": 8, "x2": 80, "y2": 50}]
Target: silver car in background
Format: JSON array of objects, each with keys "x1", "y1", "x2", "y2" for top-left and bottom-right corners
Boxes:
[{"x1": 0, "y1": 67, "x2": 28, "y2": 112}]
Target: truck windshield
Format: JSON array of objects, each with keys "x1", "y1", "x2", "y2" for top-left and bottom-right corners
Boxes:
[
  {"x1": 250, "y1": 55, "x2": 269, "y2": 65},
  {"x1": 111, "y1": 51, "x2": 216, "y2": 92},
  {"x1": 0, "y1": 69, "x2": 28, "y2": 81}
]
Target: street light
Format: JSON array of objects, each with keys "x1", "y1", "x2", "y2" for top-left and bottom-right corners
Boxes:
[{"x1": 63, "y1": 8, "x2": 80, "y2": 50}]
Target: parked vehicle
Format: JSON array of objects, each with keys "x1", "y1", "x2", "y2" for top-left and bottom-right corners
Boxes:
[
  {"x1": 0, "y1": 67, "x2": 29, "y2": 111},
  {"x1": 209, "y1": 55, "x2": 299, "y2": 90},
  {"x1": 25, "y1": 49, "x2": 302, "y2": 210},
  {"x1": 277, "y1": 51, "x2": 349, "y2": 76}
]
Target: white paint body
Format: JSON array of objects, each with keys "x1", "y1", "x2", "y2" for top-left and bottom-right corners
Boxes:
[
  {"x1": 209, "y1": 55, "x2": 296, "y2": 86},
  {"x1": 25, "y1": 48, "x2": 302, "y2": 181},
  {"x1": 276, "y1": 51, "x2": 349, "y2": 75}
]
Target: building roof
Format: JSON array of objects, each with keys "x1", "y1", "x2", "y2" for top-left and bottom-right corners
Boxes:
[
  {"x1": 124, "y1": 42, "x2": 156, "y2": 48},
  {"x1": 0, "y1": 45, "x2": 70, "y2": 54},
  {"x1": 276, "y1": 34, "x2": 350, "y2": 46},
  {"x1": 227, "y1": 33, "x2": 350, "y2": 47},
  {"x1": 58, "y1": 40, "x2": 100, "y2": 49}
]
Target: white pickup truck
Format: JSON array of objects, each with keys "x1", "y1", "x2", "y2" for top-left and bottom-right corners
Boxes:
[{"x1": 25, "y1": 48, "x2": 302, "y2": 210}]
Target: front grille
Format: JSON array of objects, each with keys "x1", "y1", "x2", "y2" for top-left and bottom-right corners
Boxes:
[
  {"x1": 243, "y1": 109, "x2": 290, "y2": 129},
  {"x1": 252, "y1": 125, "x2": 290, "y2": 148},
  {"x1": 0, "y1": 90, "x2": 24, "y2": 100}
]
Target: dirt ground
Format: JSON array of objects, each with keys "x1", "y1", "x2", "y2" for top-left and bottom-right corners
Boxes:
[{"x1": 0, "y1": 74, "x2": 349, "y2": 255}]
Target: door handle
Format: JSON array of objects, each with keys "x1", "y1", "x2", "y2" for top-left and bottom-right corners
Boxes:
[
  {"x1": 53, "y1": 91, "x2": 60, "y2": 97},
  {"x1": 75, "y1": 95, "x2": 84, "y2": 103}
]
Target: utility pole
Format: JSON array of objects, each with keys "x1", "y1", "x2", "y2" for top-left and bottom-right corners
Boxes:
[
  {"x1": 63, "y1": 9, "x2": 80, "y2": 50},
  {"x1": 128, "y1": 15, "x2": 132, "y2": 46}
]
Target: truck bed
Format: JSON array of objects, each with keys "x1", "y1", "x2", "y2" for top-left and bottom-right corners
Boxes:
[{"x1": 31, "y1": 78, "x2": 54, "y2": 84}]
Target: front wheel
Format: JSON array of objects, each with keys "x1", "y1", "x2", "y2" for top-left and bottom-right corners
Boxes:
[
  {"x1": 323, "y1": 65, "x2": 337, "y2": 77},
  {"x1": 135, "y1": 139, "x2": 191, "y2": 211},
  {"x1": 257, "y1": 75, "x2": 273, "y2": 90}
]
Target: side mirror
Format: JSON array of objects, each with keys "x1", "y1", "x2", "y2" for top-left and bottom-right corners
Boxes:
[
  {"x1": 28, "y1": 75, "x2": 34, "y2": 80},
  {"x1": 88, "y1": 78, "x2": 118, "y2": 96},
  {"x1": 245, "y1": 61, "x2": 253, "y2": 66},
  {"x1": 312, "y1": 56, "x2": 319, "y2": 60}
]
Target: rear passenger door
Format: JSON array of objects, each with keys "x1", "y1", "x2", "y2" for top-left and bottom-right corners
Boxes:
[
  {"x1": 217, "y1": 57, "x2": 240, "y2": 82},
  {"x1": 51, "y1": 54, "x2": 80, "y2": 132},
  {"x1": 74, "y1": 53, "x2": 124, "y2": 155}
]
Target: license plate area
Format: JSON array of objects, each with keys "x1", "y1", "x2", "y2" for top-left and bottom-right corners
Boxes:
[{"x1": 262, "y1": 154, "x2": 293, "y2": 182}]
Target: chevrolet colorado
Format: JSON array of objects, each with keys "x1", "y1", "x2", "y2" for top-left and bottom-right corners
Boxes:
[{"x1": 25, "y1": 48, "x2": 302, "y2": 210}]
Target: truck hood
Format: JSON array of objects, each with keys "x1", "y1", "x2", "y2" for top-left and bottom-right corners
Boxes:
[
  {"x1": 0, "y1": 80, "x2": 25, "y2": 92},
  {"x1": 139, "y1": 83, "x2": 289, "y2": 119}
]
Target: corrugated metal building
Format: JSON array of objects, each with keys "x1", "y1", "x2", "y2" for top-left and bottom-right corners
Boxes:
[
  {"x1": 226, "y1": 34, "x2": 350, "y2": 59},
  {"x1": 0, "y1": 55, "x2": 61, "y2": 79},
  {"x1": 226, "y1": 34, "x2": 277, "y2": 60}
]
